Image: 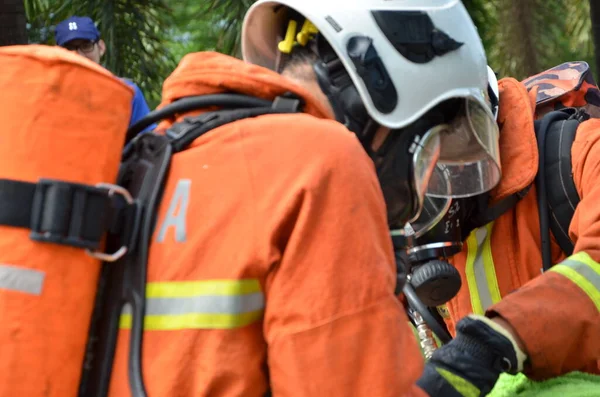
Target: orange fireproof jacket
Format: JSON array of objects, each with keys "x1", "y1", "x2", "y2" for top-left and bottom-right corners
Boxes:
[
  {"x1": 445, "y1": 77, "x2": 600, "y2": 379},
  {"x1": 107, "y1": 52, "x2": 427, "y2": 397}
]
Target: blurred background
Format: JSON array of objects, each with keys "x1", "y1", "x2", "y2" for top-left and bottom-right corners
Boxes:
[{"x1": 1, "y1": 0, "x2": 598, "y2": 108}]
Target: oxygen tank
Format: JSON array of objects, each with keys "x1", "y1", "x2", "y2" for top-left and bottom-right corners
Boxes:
[{"x1": 0, "y1": 45, "x2": 133, "y2": 397}]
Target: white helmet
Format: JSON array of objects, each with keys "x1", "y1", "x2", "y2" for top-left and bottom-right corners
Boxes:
[
  {"x1": 242, "y1": 0, "x2": 501, "y2": 224},
  {"x1": 242, "y1": 0, "x2": 490, "y2": 130}
]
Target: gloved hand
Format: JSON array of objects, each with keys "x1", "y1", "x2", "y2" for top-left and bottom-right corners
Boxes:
[{"x1": 417, "y1": 314, "x2": 528, "y2": 397}]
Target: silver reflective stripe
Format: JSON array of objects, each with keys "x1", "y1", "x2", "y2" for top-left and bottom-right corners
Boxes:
[
  {"x1": 472, "y1": 227, "x2": 494, "y2": 312},
  {"x1": 0, "y1": 264, "x2": 45, "y2": 295},
  {"x1": 561, "y1": 259, "x2": 600, "y2": 291},
  {"x1": 121, "y1": 292, "x2": 265, "y2": 316}
]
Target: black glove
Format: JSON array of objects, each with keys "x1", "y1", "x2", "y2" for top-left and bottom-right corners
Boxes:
[{"x1": 417, "y1": 314, "x2": 527, "y2": 397}]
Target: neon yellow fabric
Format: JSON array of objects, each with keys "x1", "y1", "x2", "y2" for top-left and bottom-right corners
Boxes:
[{"x1": 488, "y1": 372, "x2": 600, "y2": 397}]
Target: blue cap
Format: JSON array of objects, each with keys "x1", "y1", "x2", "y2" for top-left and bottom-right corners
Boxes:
[{"x1": 55, "y1": 16, "x2": 100, "y2": 46}]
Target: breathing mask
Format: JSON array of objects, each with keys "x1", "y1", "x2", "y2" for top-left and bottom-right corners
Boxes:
[{"x1": 394, "y1": 66, "x2": 502, "y2": 308}]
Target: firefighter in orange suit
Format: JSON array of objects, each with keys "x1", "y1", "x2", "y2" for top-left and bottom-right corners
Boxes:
[
  {"x1": 107, "y1": 1, "x2": 531, "y2": 397},
  {"x1": 241, "y1": 0, "x2": 598, "y2": 395},
  {"x1": 434, "y1": 64, "x2": 600, "y2": 378}
]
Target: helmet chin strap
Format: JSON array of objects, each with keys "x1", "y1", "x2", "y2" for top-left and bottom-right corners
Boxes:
[
  {"x1": 311, "y1": 34, "x2": 375, "y2": 142},
  {"x1": 358, "y1": 119, "x2": 379, "y2": 156}
]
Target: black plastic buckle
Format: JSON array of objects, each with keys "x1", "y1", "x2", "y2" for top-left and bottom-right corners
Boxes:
[
  {"x1": 272, "y1": 94, "x2": 303, "y2": 112},
  {"x1": 29, "y1": 179, "x2": 134, "y2": 262},
  {"x1": 165, "y1": 113, "x2": 221, "y2": 141}
]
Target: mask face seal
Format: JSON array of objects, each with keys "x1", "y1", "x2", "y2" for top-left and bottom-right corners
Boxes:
[{"x1": 393, "y1": 182, "x2": 496, "y2": 308}]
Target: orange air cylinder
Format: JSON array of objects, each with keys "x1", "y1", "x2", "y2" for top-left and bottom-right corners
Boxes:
[{"x1": 0, "y1": 45, "x2": 133, "y2": 397}]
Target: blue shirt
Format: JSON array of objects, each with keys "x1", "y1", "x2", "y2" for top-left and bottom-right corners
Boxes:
[{"x1": 121, "y1": 78, "x2": 157, "y2": 133}]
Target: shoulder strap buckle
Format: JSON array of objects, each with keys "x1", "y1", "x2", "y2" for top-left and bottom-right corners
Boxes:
[
  {"x1": 165, "y1": 112, "x2": 222, "y2": 141},
  {"x1": 85, "y1": 183, "x2": 136, "y2": 262},
  {"x1": 22, "y1": 179, "x2": 137, "y2": 262},
  {"x1": 272, "y1": 93, "x2": 303, "y2": 112}
]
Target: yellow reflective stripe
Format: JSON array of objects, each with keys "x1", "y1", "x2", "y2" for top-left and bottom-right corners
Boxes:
[
  {"x1": 568, "y1": 251, "x2": 600, "y2": 279},
  {"x1": 435, "y1": 367, "x2": 480, "y2": 397},
  {"x1": 120, "y1": 279, "x2": 264, "y2": 330},
  {"x1": 121, "y1": 293, "x2": 264, "y2": 316},
  {"x1": 465, "y1": 222, "x2": 502, "y2": 314},
  {"x1": 465, "y1": 231, "x2": 481, "y2": 313},
  {"x1": 551, "y1": 267, "x2": 600, "y2": 312},
  {"x1": 120, "y1": 310, "x2": 263, "y2": 331},
  {"x1": 550, "y1": 252, "x2": 600, "y2": 312},
  {"x1": 482, "y1": 223, "x2": 502, "y2": 304},
  {"x1": 146, "y1": 279, "x2": 261, "y2": 298}
]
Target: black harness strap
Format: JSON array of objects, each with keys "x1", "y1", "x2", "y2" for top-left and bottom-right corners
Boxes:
[
  {"x1": 125, "y1": 93, "x2": 274, "y2": 141},
  {"x1": 0, "y1": 178, "x2": 134, "y2": 257},
  {"x1": 0, "y1": 179, "x2": 37, "y2": 229},
  {"x1": 168, "y1": 107, "x2": 298, "y2": 152},
  {"x1": 534, "y1": 110, "x2": 577, "y2": 271},
  {"x1": 462, "y1": 185, "x2": 533, "y2": 238},
  {"x1": 544, "y1": 116, "x2": 581, "y2": 256},
  {"x1": 534, "y1": 108, "x2": 584, "y2": 270}
]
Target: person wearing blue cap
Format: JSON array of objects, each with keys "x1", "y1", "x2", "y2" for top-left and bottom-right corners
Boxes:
[{"x1": 54, "y1": 16, "x2": 156, "y2": 133}]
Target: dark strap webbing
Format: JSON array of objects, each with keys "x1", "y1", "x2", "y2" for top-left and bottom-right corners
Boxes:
[
  {"x1": 0, "y1": 178, "x2": 126, "y2": 250},
  {"x1": 477, "y1": 185, "x2": 532, "y2": 227},
  {"x1": 125, "y1": 93, "x2": 274, "y2": 141},
  {"x1": 544, "y1": 117, "x2": 581, "y2": 255},
  {"x1": 534, "y1": 110, "x2": 575, "y2": 271},
  {"x1": 168, "y1": 107, "x2": 302, "y2": 152},
  {"x1": 79, "y1": 133, "x2": 171, "y2": 397}
]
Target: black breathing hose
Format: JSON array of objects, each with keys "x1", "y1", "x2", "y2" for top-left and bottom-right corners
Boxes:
[
  {"x1": 404, "y1": 283, "x2": 452, "y2": 344},
  {"x1": 126, "y1": 94, "x2": 273, "y2": 142}
]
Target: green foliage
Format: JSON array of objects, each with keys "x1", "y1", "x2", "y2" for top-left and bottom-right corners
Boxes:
[
  {"x1": 166, "y1": 0, "x2": 253, "y2": 62},
  {"x1": 22, "y1": 0, "x2": 600, "y2": 108},
  {"x1": 464, "y1": 0, "x2": 596, "y2": 80},
  {"x1": 24, "y1": 0, "x2": 176, "y2": 108},
  {"x1": 197, "y1": 0, "x2": 598, "y2": 82},
  {"x1": 22, "y1": 0, "x2": 257, "y2": 107}
]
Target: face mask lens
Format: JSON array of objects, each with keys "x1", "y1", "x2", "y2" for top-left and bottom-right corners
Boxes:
[
  {"x1": 392, "y1": 166, "x2": 451, "y2": 238},
  {"x1": 427, "y1": 98, "x2": 501, "y2": 198},
  {"x1": 411, "y1": 194, "x2": 452, "y2": 237},
  {"x1": 410, "y1": 127, "x2": 442, "y2": 222}
]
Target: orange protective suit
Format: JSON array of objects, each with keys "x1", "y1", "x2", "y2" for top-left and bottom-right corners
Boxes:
[
  {"x1": 107, "y1": 52, "x2": 427, "y2": 397},
  {"x1": 444, "y1": 74, "x2": 600, "y2": 379}
]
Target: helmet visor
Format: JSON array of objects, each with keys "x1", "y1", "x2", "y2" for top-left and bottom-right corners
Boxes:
[
  {"x1": 427, "y1": 98, "x2": 501, "y2": 198},
  {"x1": 409, "y1": 125, "x2": 452, "y2": 223}
]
